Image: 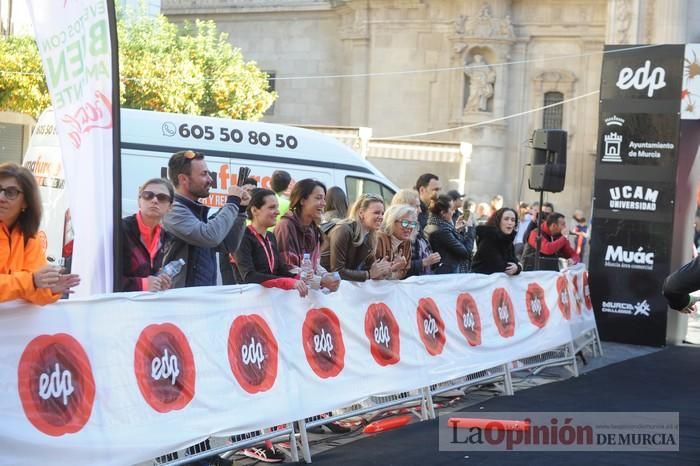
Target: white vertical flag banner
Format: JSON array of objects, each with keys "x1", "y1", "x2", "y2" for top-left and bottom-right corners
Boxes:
[{"x1": 26, "y1": 0, "x2": 118, "y2": 295}]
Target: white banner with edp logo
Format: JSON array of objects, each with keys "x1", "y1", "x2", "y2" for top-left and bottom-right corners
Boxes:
[{"x1": 0, "y1": 269, "x2": 595, "y2": 466}]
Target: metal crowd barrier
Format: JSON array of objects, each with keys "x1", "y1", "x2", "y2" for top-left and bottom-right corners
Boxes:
[
  {"x1": 574, "y1": 327, "x2": 604, "y2": 357},
  {"x1": 139, "y1": 330, "x2": 602, "y2": 465},
  {"x1": 430, "y1": 364, "x2": 513, "y2": 398}
]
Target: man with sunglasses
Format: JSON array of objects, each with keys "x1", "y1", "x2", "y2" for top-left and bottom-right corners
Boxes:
[{"x1": 162, "y1": 150, "x2": 250, "y2": 288}]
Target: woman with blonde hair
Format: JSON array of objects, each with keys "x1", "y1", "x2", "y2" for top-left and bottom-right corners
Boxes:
[
  {"x1": 376, "y1": 204, "x2": 416, "y2": 279},
  {"x1": 320, "y1": 193, "x2": 392, "y2": 281},
  {"x1": 0, "y1": 162, "x2": 79, "y2": 304},
  {"x1": 391, "y1": 189, "x2": 441, "y2": 276}
]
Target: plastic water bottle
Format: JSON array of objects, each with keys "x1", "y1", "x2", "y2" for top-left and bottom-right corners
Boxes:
[
  {"x1": 321, "y1": 271, "x2": 341, "y2": 294},
  {"x1": 300, "y1": 253, "x2": 313, "y2": 284},
  {"x1": 160, "y1": 258, "x2": 186, "y2": 278}
]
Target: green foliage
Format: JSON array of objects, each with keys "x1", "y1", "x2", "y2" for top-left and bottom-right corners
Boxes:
[
  {"x1": 0, "y1": 11, "x2": 276, "y2": 120},
  {"x1": 0, "y1": 36, "x2": 51, "y2": 118}
]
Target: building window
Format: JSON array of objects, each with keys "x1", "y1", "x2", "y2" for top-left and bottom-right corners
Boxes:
[
  {"x1": 543, "y1": 91, "x2": 564, "y2": 129},
  {"x1": 264, "y1": 71, "x2": 276, "y2": 116}
]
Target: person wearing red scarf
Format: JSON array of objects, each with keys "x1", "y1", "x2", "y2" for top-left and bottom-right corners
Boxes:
[{"x1": 120, "y1": 178, "x2": 174, "y2": 292}]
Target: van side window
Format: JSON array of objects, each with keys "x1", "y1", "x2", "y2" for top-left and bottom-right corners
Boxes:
[{"x1": 345, "y1": 176, "x2": 395, "y2": 205}]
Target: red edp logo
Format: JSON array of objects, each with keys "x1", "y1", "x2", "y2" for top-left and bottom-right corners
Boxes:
[
  {"x1": 228, "y1": 315, "x2": 278, "y2": 394},
  {"x1": 18, "y1": 333, "x2": 95, "y2": 436},
  {"x1": 492, "y1": 288, "x2": 515, "y2": 338},
  {"x1": 134, "y1": 323, "x2": 196, "y2": 413},
  {"x1": 456, "y1": 293, "x2": 482, "y2": 347},
  {"x1": 364, "y1": 303, "x2": 401, "y2": 366},
  {"x1": 416, "y1": 298, "x2": 446, "y2": 356},
  {"x1": 302, "y1": 308, "x2": 346, "y2": 379},
  {"x1": 525, "y1": 283, "x2": 550, "y2": 328}
]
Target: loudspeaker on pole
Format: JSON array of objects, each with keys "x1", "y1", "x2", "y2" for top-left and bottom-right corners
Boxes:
[{"x1": 528, "y1": 129, "x2": 568, "y2": 193}]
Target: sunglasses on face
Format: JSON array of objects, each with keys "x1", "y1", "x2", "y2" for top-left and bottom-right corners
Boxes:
[
  {"x1": 183, "y1": 150, "x2": 203, "y2": 160},
  {"x1": 140, "y1": 191, "x2": 172, "y2": 203},
  {"x1": 396, "y1": 219, "x2": 418, "y2": 229},
  {"x1": 360, "y1": 193, "x2": 383, "y2": 202},
  {"x1": 0, "y1": 186, "x2": 22, "y2": 200}
]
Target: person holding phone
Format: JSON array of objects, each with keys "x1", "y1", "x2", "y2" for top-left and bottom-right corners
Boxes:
[
  {"x1": 424, "y1": 194, "x2": 472, "y2": 274},
  {"x1": 162, "y1": 150, "x2": 250, "y2": 288}
]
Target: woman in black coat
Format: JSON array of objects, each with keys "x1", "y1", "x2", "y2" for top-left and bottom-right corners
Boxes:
[
  {"x1": 234, "y1": 188, "x2": 309, "y2": 297},
  {"x1": 471, "y1": 207, "x2": 522, "y2": 275},
  {"x1": 424, "y1": 194, "x2": 472, "y2": 274}
]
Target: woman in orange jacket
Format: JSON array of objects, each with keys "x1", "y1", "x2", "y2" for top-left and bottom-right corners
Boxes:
[{"x1": 0, "y1": 163, "x2": 79, "y2": 305}]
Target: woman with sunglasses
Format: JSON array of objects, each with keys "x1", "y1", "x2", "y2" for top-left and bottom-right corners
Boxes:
[
  {"x1": 120, "y1": 178, "x2": 176, "y2": 292},
  {"x1": 235, "y1": 188, "x2": 308, "y2": 297},
  {"x1": 321, "y1": 193, "x2": 392, "y2": 281},
  {"x1": 471, "y1": 207, "x2": 522, "y2": 276},
  {"x1": 0, "y1": 162, "x2": 80, "y2": 304},
  {"x1": 376, "y1": 204, "x2": 416, "y2": 280},
  {"x1": 391, "y1": 189, "x2": 441, "y2": 276}
]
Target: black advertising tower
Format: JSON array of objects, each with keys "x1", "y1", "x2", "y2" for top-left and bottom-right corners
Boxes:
[{"x1": 590, "y1": 44, "x2": 700, "y2": 346}]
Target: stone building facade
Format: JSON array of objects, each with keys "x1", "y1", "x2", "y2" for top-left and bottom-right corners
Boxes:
[{"x1": 161, "y1": 0, "x2": 700, "y2": 216}]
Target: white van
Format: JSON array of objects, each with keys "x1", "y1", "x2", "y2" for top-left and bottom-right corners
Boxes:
[
  {"x1": 24, "y1": 108, "x2": 398, "y2": 265},
  {"x1": 21, "y1": 109, "x2": 72, "y2": 266},
  {"x1": 119, "y1": 109, "x2": 397, "y2": 213}
]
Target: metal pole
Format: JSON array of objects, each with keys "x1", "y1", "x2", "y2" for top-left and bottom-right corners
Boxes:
[
  {"x1": 288, "y1": 422, "x2": 299, "y2": 463},
  {"x1": 106, "y1": 0, "x2": 122, "y2": 293},
  {"x1": 534, "y1": 187, "x2": 545, "y2": 271},
  {"x1": 503, "y1": 363, "x2": 514, "y2": 396},
  {"x1": 297, "y1": 418, "x2": 312, "y2": 463}
]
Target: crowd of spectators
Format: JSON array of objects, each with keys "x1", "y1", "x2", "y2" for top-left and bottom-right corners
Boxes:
[
  {"x1": 1, "y1": 152, "x2": 588, "y2": 310},
  {"x1": 0, "y1": 152, "x2": 590, "y2": 465}
]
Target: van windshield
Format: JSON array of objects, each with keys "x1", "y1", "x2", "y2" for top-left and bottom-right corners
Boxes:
[{"x1": 345, "y1": 176, "x2": 395, "y2": 205}]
